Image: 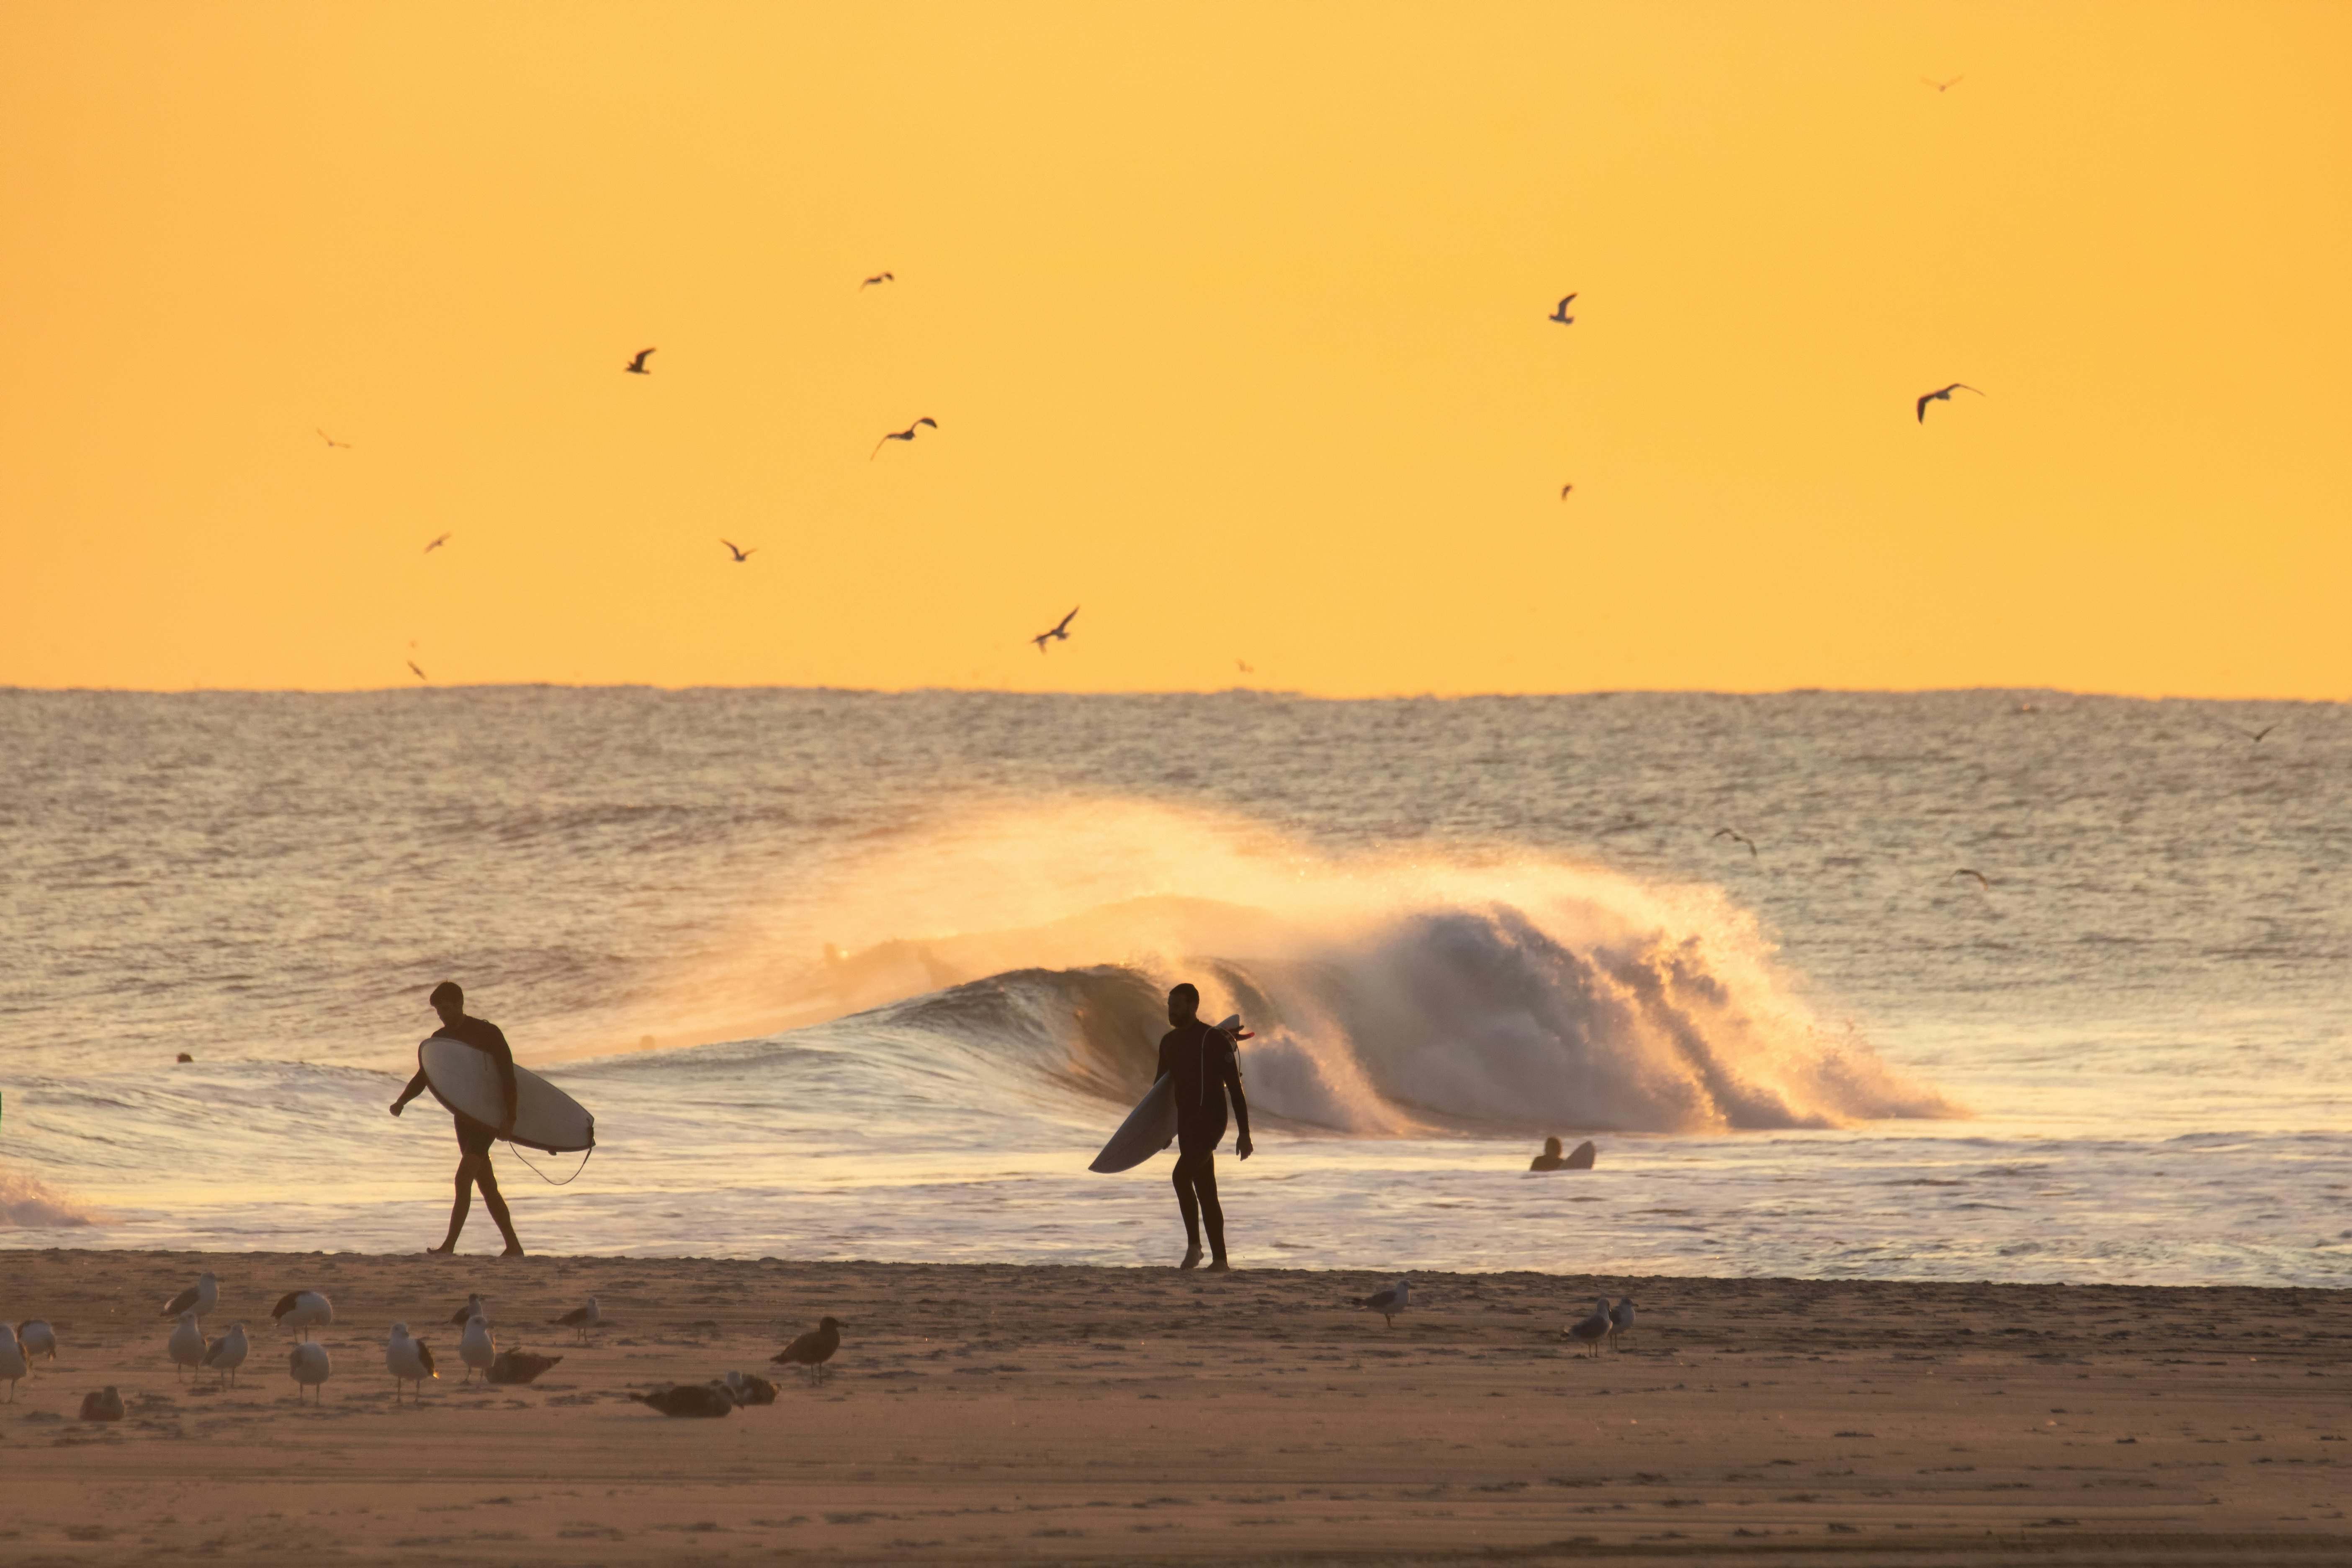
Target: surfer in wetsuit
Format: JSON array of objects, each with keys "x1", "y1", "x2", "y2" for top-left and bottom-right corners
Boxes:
[
  {"x1": 1156, "y1": 982, "x2": 1252, "y2": 1272},
  {"x1": 390, "y1": 981, "x2": 524, "y2": 1257}
]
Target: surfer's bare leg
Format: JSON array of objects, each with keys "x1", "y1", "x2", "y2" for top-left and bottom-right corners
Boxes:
[
  {"x1": 475, "y1": 1159, "x2": 524, "y2": 1256},
  {"x1": 432, "y1": 1155, "x2": 476, "y2": 1252},
  {"x1": 1191, "y1": 1153, "x2": 1230, "y2": 1270},
  {"x1": 1171, "y1": 1155, "x2": 1204, "y2": 1268}
]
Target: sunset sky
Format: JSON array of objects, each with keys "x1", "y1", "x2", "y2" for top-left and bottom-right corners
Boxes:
[{"x1": 3, "y1": 2, "x2": 2345, "y2": 698}]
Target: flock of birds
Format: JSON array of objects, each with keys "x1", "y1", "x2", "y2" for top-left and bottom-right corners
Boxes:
[
  {"x1": 0, "y1": 1269, "x2": 846, "y2": 1421},
  {"x1": 1354, "y1": 1278, "x2": 1638, "y2": 1360}
]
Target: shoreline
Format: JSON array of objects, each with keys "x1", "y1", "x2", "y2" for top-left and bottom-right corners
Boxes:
[{"x1": 0, "y1": 1250, "x2": 2344, "y2": 1564}]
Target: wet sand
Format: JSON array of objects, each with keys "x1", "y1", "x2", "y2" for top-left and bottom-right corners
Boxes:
[{"x1": 0, "y1": 1249, "x2": 2346, "y2": 1565}]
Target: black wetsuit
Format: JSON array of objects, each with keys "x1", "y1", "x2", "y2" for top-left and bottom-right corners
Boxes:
[
  {"x1": 399, "y1": 1014, "x2": 518, "y2": 1153},
  {"x1": 1155, "y1": 1019, "x2": 1247, "y2": 1262}
]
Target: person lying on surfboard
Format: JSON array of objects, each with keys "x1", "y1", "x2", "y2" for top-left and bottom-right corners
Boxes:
[
  {"x1": 391, "y1": 981, "x2": 525, "y2": 1257},
  {"x1": 1158, "y1": 982, "x2": 1253, "y2": 1272}
]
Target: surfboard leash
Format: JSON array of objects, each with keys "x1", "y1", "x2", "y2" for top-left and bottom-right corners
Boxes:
[{"x1": 505, "y1": 1141, "x2": 595, "y2": 1187}]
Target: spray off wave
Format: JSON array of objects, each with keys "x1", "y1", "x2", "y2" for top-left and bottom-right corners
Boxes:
[{"x1": 668, "y1": 802, "x2": 1959, "y2": 1136}]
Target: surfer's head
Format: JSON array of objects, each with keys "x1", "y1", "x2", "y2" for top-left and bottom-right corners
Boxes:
[
  {"x1": 1166, "y1": 982, "x2": 1199, "y2": 1026},
  {"x1": 1542, "y1": 1136, "x2": 1563, "y2": 1158},
  {"x1": 429, "y1": 981, "x2": 464, "y2": 1026}
]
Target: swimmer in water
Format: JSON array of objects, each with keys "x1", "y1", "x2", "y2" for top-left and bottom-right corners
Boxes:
[
  {"x1": 1156, "y1": 982, "x2": 1253, "y2": 1272},
  {"x1": 391, "y1": 981, "x2": 523, "y2": 1256},
  {"x1": 1530, "y1": 1136, "x2": 1567, "y2": 1171}
]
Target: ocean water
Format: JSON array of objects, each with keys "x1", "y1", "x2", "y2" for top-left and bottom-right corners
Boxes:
[{"x1": 2, "y1": 687, "x2": 2347, "y2": 1284}]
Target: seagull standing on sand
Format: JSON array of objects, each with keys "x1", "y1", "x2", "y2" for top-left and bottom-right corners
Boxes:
[
  {"x1": 162, "y1": 1271, "x2": 218, "y2": 1329},
  {"x1": 871, "y1": 416, "x2": 937, "y2": 457},
  {"x1": 1915, "y1": 383, "x2": 1983, "y2": 422},
  {"x1": 0, "y1": 1325, "x2": 27, "y2": 1401},
  {"x1": 167, "y1": 1310, "x2": 206, "y2": 1381},
  {"x1": 1609, "y1": 1296, "x2": 1637, "y2": 1349},
  {"x1": 1567, "y1": 1297, "x2": 1612, "y2": 1357},
  {"x1": 1359, "y1": 1280, "x2": 1409, "y2": 1328},
  {"x1": 772, "y1": 1316, "x2": 843, "y2": 1383},
  {"x1": 288, "y1": 1342, "x2": 331, "y2": 1405},
  {"x1": 458, "y1": 1313, "x2": 497, "y2": 1384},
  {"x1": 386, "y1": 1323, "x2": 437, "y2": 1403},
  {"x1": 203, "y1": 1321, "x2": 250, "y2": 1389},
  {"x1": 1549, "y1": 294, "x2": 1577, "y2": 324},
  {"x1": 448, "y1": 1293, "x2": 487, "y2": 1328},
  {"x1": 1713, "y1": 828, "x2": 1758, "y2": 859},
  {"x1": 624, "y1": 348, "x2": 656, "y2": 375},
  {"x1": 550, "y1": 1297, "x2": 602, "y2": 1344},
  {"x1": 15, "y1": 1320, "x2": 58, "y2": 1362},
  {"x1": 80, "y1": 1386, "x2": 126, "y2": 1421},
  {"x1": 270, "y1": 1291, "x2": 333, "y2": 1341}
]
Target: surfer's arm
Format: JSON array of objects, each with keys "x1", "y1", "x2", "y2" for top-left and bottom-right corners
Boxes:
[
  {"x1": 1218, "y1": 1034, "x2": 1253, "y2": 1159},
  {"x1": 486, "y1": 1028, "x2": 520, "y2": 1135},
  {"x1": 390, "y1": 1069, "x2": 430, "y2": 1116}
]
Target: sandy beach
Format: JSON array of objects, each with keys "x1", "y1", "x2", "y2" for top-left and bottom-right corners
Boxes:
[{"x1": 0, "y1": 1251, "x2": 2344, "y2": 1565}]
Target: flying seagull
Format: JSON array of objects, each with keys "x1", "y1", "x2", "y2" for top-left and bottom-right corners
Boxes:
[
  {"x1": 1236, "y1": 659, "x2": 1253, "y2": 674},
  {"x1": 871, "y1": 416, "x2": 937, "y2": 458},
  {"x1": 1713, "y1": 827, "x2": 1758, "y2": 859},
  {"x1": 316, "y1": 428, "x2": 351, "y2": 449},
  {"x1": 1560, "y1": 484, "x2": 1575, "y2": 499},
  {"x1": 407, "y1": 661, "x2": 427, "y2": 682},
  {"x1": 1031, "y1": 606, "x2": 1078, "y2": 653},
  {"x1": 2229, "y1": 723, "x2": 2276, "y2": 743},
  {"x1": 424, "y1": 533, "x2": 450, "y2": 553},
  {"x1": 1916, "y1": 383, "x2": 1983, "y2": 422},
  {"x1": 721, "y1": 539, "x2": 757, "y2": 563},
  {"x1": 1923, "y1": 75, "x2": 1963, "y2": 91},
  {"x1": 1548, "y1": 293, "x2": 1577, "y2": 325},
  {"x1": 860, "y1": 271, "x2": 895, "y2": 288},
  {"x1": 624, "y1": 348, "x2": 656, "y2": 375},
  {"x1": 1952, "y1": 868, "x2": 1991, "y2": 890}
]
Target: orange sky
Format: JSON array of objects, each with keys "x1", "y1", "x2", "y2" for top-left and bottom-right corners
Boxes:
[{"x1": 3, "y1": 2, "x2": 2346, "y2": 697}]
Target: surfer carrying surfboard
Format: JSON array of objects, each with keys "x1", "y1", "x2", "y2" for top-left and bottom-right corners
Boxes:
[
  {"x1": 1157, "y1": 982, "x2": 1253, "y2": 1272},
  {"x1": 390, "y1": 981, "x2": 525, "y2": 1257}
]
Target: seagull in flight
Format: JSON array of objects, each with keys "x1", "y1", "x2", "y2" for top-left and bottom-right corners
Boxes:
[
  {"x1": 624, "y1": 348, "x2": 656, "y2": 375},
  {"x1": 721, "y1": 539, "x2": 757, "y2": 563},
  {"x1": 2227, "y1": 723, "x2": 2276, "y2": 743},
  {"x1": 1548, "y1": 293, "x2": 1577, "y2": 325},
  {"x1": 860, "y1": 271, "x2": 895, "y2": 289},
  {"x1": 1031, "y1": 606, "x2": 1078, "y2": 653},
  {"x1": 1923, "y1": 76, "x2": 1963, "y2": 91},
  {"x1": 1559, "y1": 484, "x2": 1575, "y2": 499},
  {"x1": 1236, "y1": 659, "x2": 1253, "y2": 674},
  {"x1": 1916, "y1": 383, "x2": 1983, "y2": 422},
  {"x1": 871, "y1": 416, "x2": 937, "y2": 458},
  {"x1": 424, "y1": 533, "x2": 450, "y2": 554},
  {"x1": 407, "y1": 661, "x2": 427, "y2": 682},
  {"x1": 1952, "y1": 868, "x2": 1990, "y2": 889},
  {"x1": 316, "y1": 428, "x2": 351, "y2": 449},
  {"x1": 1713, "y1": 827, "x2": 1758, "y2": 858}
]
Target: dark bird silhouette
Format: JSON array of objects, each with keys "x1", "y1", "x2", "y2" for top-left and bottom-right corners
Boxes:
[
  {"x1": 623, "y1": 348, "x2": 656, "y2": 375},
  {"x1": 1030, "y1": 606, "x2": 1078, "y2": 653},
  {"x1": 630, "y1": 1382, "x2": 735, "y2": 1419},
  {"x1": 721, "y1": 539, "x2": 757, "y2": 563},
  {"x1": 316, "y1": 428, "x2": 351, "y2": 449},
  {"x1": 448, "y1": 1294, "x2": 486, "y2": 1328},
  {"x1": 424, "y1": 533, "x2": 450, "y2": 553},
  {"x1": 407, "y1": 661, "x2": 427, "y2": 682},
  {"x1": 2228, "y1": 723, "x2": 2276, "y2": 743},
  {"x1": 549, "y1": 1298, "x2": 602, "y2": 1343},
  {"x1": 1548, "y1": 293, "x2": 1577, "y2": 325},
  {"x1": 1952, "y1": 868, "x2": 1991, "y2": 890},
  {"x1": 860, "y1": 271, "x2": 895, "y2": 288},
  {"x1": 484, "y1": 1348, "x2": 563, "y2": 1385},
  {"x1": 1924, "y1": 76, "x2": 1963, "y2": 91},
  {"x1": 1559, "y1": 484, "x2": 1575, "y2": 499},
  {"x1": 1236, "y1": 659, "x2": 1253, "y2": 674},
  {"x1": 79, "y1": 1387, "x2": 125, "y2": 1422},
  {"x1": 772, "y1": 1316, "x2": 842, "y2": 1383},
  {"x1": 1916, "y1": 383, "x2": 1983, "y2": 422},
  {"x1": 1713, "y1": 827, "x2": 1758, "y2": 859},
  {"x1": 870, "y1": 416, "x2": 937, "y2": 458}
]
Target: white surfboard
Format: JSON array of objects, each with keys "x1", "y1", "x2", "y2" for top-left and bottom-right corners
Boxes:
[
  {"x1": 1088, "y1": 1015, "x2": 1245, "y2": 1174},
  {"x1": 417, "y1": 1036, "x2": 595, "y2": 1154}
]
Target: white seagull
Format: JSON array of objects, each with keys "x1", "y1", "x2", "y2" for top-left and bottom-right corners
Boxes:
[
  {"x1": 1609, "y1": 1296, "x2": 1637, "y2": 1349},
  {"x1": 15, "y1": 1319, "x2": 58, "y2": 1362},
  {"x1": 386, "y1": 1323, "x2": 437, "y2": 1404},
  {"x1": 203, "y1": 1321, "x2": 250, "y2": 1389},
  {"x1": 458, "y1": 1313, "x2": 497, "y2": 1384},
  {"x1": 549, "y1": 1296, "x2": 602, "y2": 1344},
  {"x1": 161, "y1": 1270, "x2": 218, "y2": 1327},
  {"x1": 0, "y1": 1324, "x2": 27, "y2": 1401},
  {"x1": 1567, "y1": 1296, "x2": 1612, "y2": 1357},
  {"x1": 1359, "y1": 1279, "x2": 1409, "y2": 1328},
  {"x1": 167, "y1": 1310, "x2": 207, "y2": 1381},
  {"x1": 288, "y1": 1341, "x2": 331, "y2": 1405},
  {"x1": 270, "y1": 1290, "x2": 334, "y2": 1340}
]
